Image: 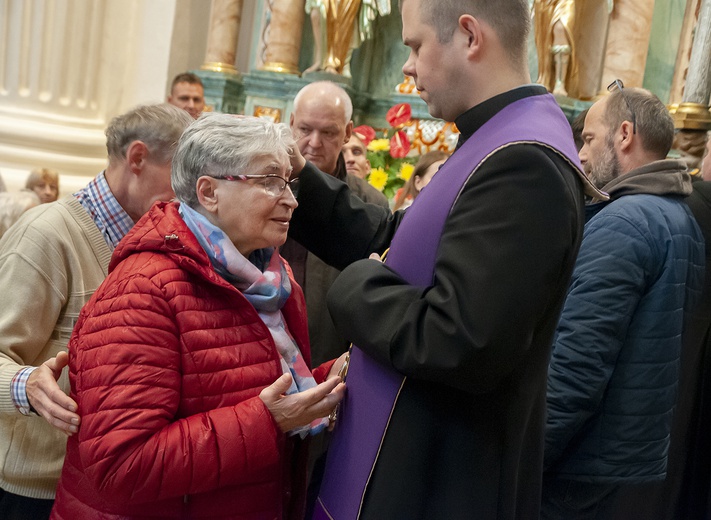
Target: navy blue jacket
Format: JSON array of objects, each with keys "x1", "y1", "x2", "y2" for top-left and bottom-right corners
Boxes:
[{"x1": 545, "y1": 159, "x2": 705, "y2": 483}]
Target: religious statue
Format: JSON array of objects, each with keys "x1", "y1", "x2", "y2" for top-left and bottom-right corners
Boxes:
[
  {"x1": 304, "y1": 0, "x2": 390, "y2": 75},
  {"x1": 533, "y1": 0, "x2": 577, "y2": 97}
]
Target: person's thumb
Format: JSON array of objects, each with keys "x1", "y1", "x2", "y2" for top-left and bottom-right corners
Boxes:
[
  {"x1": 46, "y1": 351, "x2": 69, "y2": 379},
  {"x1": 272, "y1": 373, "x2": 293, "y2": 395}
]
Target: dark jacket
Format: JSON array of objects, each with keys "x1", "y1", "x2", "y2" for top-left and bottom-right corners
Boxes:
[
  {"x1": 52, "y1": 202, "x2": 332, "y2": 520},
  {"x1": 290, "y1": 86, "x2": 586, "y2": 519},
  {"x1": 545, "y1": 160, "x2": 705, "y2": 483},
  {"x1": 282, "y1": 154, "x2": 389, "y2": 367}
]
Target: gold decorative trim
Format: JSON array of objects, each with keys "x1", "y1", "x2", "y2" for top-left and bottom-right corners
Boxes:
[
  {"x1": 671, "y1": 102, "x2": 711, "y2": 131},
  {"x1": 253, "y1": 106, "x2": 282, "y2": 123},
  {"x1": 260, "y1": 61, "x2": 300, "y2": 75},
  {"x1": 357, "y1": 376, "x2": 407, "y2": 519},
  {"x1": 200, "y1": 62, "x2": 239, "y2": 74}
]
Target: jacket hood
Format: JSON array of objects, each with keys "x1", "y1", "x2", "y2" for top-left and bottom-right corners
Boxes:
[
  {"x1": 109, "y1": 201, "x2": 211, "y2": 276},
  {"x1": 601, "y1": 159, "x2": 692, "y2": 201}
]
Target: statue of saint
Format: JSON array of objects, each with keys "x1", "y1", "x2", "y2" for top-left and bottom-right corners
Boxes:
[
  {"x1": 533, "y1": 0, "x2": 577, "y2": 97},
  {"x1": 305, "y1": 0, "x2": 390, "y2": 75}
]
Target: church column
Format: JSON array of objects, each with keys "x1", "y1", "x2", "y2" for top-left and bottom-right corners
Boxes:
[
  {"x1": 673, "y1": 0, "x2": 711, "y2": 155},
  {"x1": 601, "y1": 0, "x2": 656, "y2": 89},
  {"x1": 260, "y1": 0, "x2": 306, "y2": 74},
  {"x1": 201, "y1": 0, "x2": 243, "y2": 73},
  {"x1": 669, "y1": 0, "x2": 702, "y2": 106},
  {"x1": 0, "y1": 0, "x2": 178, "y2": 183}
]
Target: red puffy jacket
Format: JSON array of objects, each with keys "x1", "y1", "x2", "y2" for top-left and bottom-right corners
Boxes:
[{"x1": 51, "y1": 202, "x2": 332, "y2": 520}]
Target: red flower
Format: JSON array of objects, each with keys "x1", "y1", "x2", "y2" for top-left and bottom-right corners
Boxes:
[
  {"x1": 386, "y1": 103, "x2": 412, "y2": 127},
  {"x1": 389, "y1": 130, "x2": 411, "y2": 158},
  {"x1": 353, "y1": 125, "x2": 376, "y2": 145}
]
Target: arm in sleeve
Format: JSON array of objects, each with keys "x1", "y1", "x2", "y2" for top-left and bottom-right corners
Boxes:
[
  {"x1": 327, "y1": 146, "x2": 583, "y2": 394},
  {"x1": 0, "y1": 244, "x2": 69, "y2": 414},
  {"x1": 544, "y1": 211, "x2": 651, "y2": 468},
  {"x1": 289, "y1": 163, "x2": 403, "y2": 269},
  {"x1": 73, "y1": 273, "x2": 283, "y2": 503}
]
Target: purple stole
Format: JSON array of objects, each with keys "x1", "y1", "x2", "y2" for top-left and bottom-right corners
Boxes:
[{"x1": 313, "y1": 93, "x2": 583, "y2": 520}]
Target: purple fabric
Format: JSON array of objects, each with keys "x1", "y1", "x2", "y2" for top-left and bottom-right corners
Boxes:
[{"x1": 314, "y1": 93, "x2": 582, "y2": 520}]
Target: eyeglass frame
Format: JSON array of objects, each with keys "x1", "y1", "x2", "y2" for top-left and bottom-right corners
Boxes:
[
  {"x1": 215, "y1": 174, "x2": 299, "y2": 197},
  {"x1": 607, "y1": 79, "x2": 637, "y2": 135}
]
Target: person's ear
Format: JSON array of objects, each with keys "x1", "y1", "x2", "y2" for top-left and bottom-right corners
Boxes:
[
  {"x1": 195, "y1": 176, "x2": 219, "y2": 213},
  {"x1": 459, "y1": 15, "x2": 483, "y2": 59},
  {"x1": 126, "y1": 141, "x2": 149, "y2": 175},
  {"x1": 289, "y1": 113, "x2": 295, "y2": 130},
  {"x1": 618, "y1": 121, "x2": 635, "y2": 152},
  {"x1": 344, "y1": 121, "x2": 353, "y2": 144}
]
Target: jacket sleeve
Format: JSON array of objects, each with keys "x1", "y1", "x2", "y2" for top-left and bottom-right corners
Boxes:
[
  {"x1": 544, "y1": 209, "x2": 651, "y2": 469},
  {"x1": 326, "y1": 145, "x2": 582, "y2": 395},
  {"x1": 289, "y1": 163, "x2": 404, "y2": 269},
  {"x1": 0, "y1": 228, "x2": 72, "y2": 413},
  {"x1": 72, "y1": 271, "x2": 283, "y2": 503}
]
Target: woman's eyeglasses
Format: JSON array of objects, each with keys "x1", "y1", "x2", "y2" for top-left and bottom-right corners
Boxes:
[
  {"x1": 607, "y1": 79, "x2": 637, "y2": 134},
  {"x1": 216, "y1": 174, "x2": 299, "y2": 197}
]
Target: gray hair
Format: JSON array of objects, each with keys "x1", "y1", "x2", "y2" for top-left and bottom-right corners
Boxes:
[
  {"x1": 172, "y1": 114, "x2": 296, "y2": 208},
  {"x1": 105, "y1": 104, "x2": 193, "y2": 164},
  {"x1": 0, "y1": 190, "x2": 40, "y2": 238},
  {"x1": 402, "y1": 0, "x2": 530, "y2": 68},
  {"x1": 604, "y1": 88, "x2": 675, "y2": 159},
  {"x1": 293, "y1": 81, "x2": 353, "y2": 123}
]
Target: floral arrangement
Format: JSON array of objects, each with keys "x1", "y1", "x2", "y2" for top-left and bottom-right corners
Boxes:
[{"x1": 353, "y1": 103, "x2": 418, "y2": 199}]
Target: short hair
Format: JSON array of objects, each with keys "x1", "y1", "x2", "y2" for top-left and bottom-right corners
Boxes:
[
  {"x1": 172, "y1": 114, "x2": 296, "y2": 209},
  {"x1": 105, "y1": 104, "x2": 193, "y2": 164},
  {"x1": 25, "y1": 168, "x2": 59, "y2": 190},
  {"x1": 406, "y1": 0, "x2": 530, "y2": 67},
  {"x1": 293, "y1": 81, "x2": 353, "y2": 123},
  {"x1": 570, "y1": 108, "x2": 589, "y2": 152},
  {"x1": 0, "y1": 190, "x2": 40, "y2": 238},
  {"x1": 171, "y1": 72, "x2": 204, "y2": 92},
  {"x1": 604, "y1": 88, "x2": 675, "y2": 159}
]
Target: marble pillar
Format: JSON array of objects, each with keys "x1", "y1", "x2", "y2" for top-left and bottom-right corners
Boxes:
[
  {"x1": 601, "y1": 0, "x2": 656, "y2": 89},
  {"x1": 0, "y1": 0, "x2": 178, "y2": 183},
  {"x1": 202, "y1": 0, "x2": 243, "y2": 73},
  {"x1": 673, "y1": 0, "x2": 711, "y2": 131},
  {"x1": 572, "y1": 0, "x2": 613, "y2": 100},
  {"x1": 669, "y1": 0, "x2": 702, "y2": 106},
  {"x1": 683, "y1": 0, "x2": 711, "y2": 105},
  {"x1": 260, "y1": 0, "x2": 305, "y2": 74}
]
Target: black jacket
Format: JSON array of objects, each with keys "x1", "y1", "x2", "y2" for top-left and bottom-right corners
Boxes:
[{"x1": 289, "y1": 86, "x2": 586, "y2": 520}]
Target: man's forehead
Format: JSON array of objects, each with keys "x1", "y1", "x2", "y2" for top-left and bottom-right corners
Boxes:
[
  {"x1": 173, "y1": 82, "x2": 202, "y2": 94},
  {"x1": 292, "y1": 110, "x2": 345, "y2": 130},
  {"x1": 346, "y1": 136, "x2": 366, "y2": 150}
]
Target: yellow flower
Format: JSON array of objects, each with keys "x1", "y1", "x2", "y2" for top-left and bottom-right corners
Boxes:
[
  {"x1": 367, "y1": 139, "x2": 390, "y2": 152},
  {"x1": 399, "y1": 163, "x2": 414, "y2": 181},
  {"x1": 368, "y1": 167, "x2": 388, "y2": 191}
]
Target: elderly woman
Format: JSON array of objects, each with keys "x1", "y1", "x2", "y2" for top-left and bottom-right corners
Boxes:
[{"x1": 50, "y1": 115, "x2": 346, "y2": 520}]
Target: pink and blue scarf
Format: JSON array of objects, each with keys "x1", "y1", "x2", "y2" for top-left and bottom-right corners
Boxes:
[{"x1": 179, "y1": 203, "x2": 327, "y2": 436}]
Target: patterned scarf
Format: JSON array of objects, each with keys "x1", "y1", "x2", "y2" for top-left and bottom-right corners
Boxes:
[{"x1": 179, "y1": 203, "x2": 327, "y2": 436}]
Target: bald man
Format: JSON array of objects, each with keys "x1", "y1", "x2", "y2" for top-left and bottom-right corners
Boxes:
[{"x1": 283, "y1": 81, "x2": 388, "y2": 369}]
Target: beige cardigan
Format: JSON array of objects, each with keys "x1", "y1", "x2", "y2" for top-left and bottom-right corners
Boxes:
[{"x1": 0, "y1": 197, "x2": 111, "y2": 499}]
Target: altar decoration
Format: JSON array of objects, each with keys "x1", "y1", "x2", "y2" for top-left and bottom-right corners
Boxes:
[{"x1": 354, "y1": 103, "x2": 418, "y2": 199}]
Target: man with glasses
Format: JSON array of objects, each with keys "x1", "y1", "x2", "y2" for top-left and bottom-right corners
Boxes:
[{"x1": 542, "y1": 83, "x2": 705, "y2": 519}]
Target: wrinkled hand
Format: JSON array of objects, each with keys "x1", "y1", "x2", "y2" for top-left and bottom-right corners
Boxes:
[
  {"x1": 26, "y1": 352, "x2": 80, "y2": 435},
  {"x1": 260, "y1": 373, "x2": 345, "y2": 433},
  {"x1": 289, "y1": 143, "x2": 306, "y2": 179}
]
